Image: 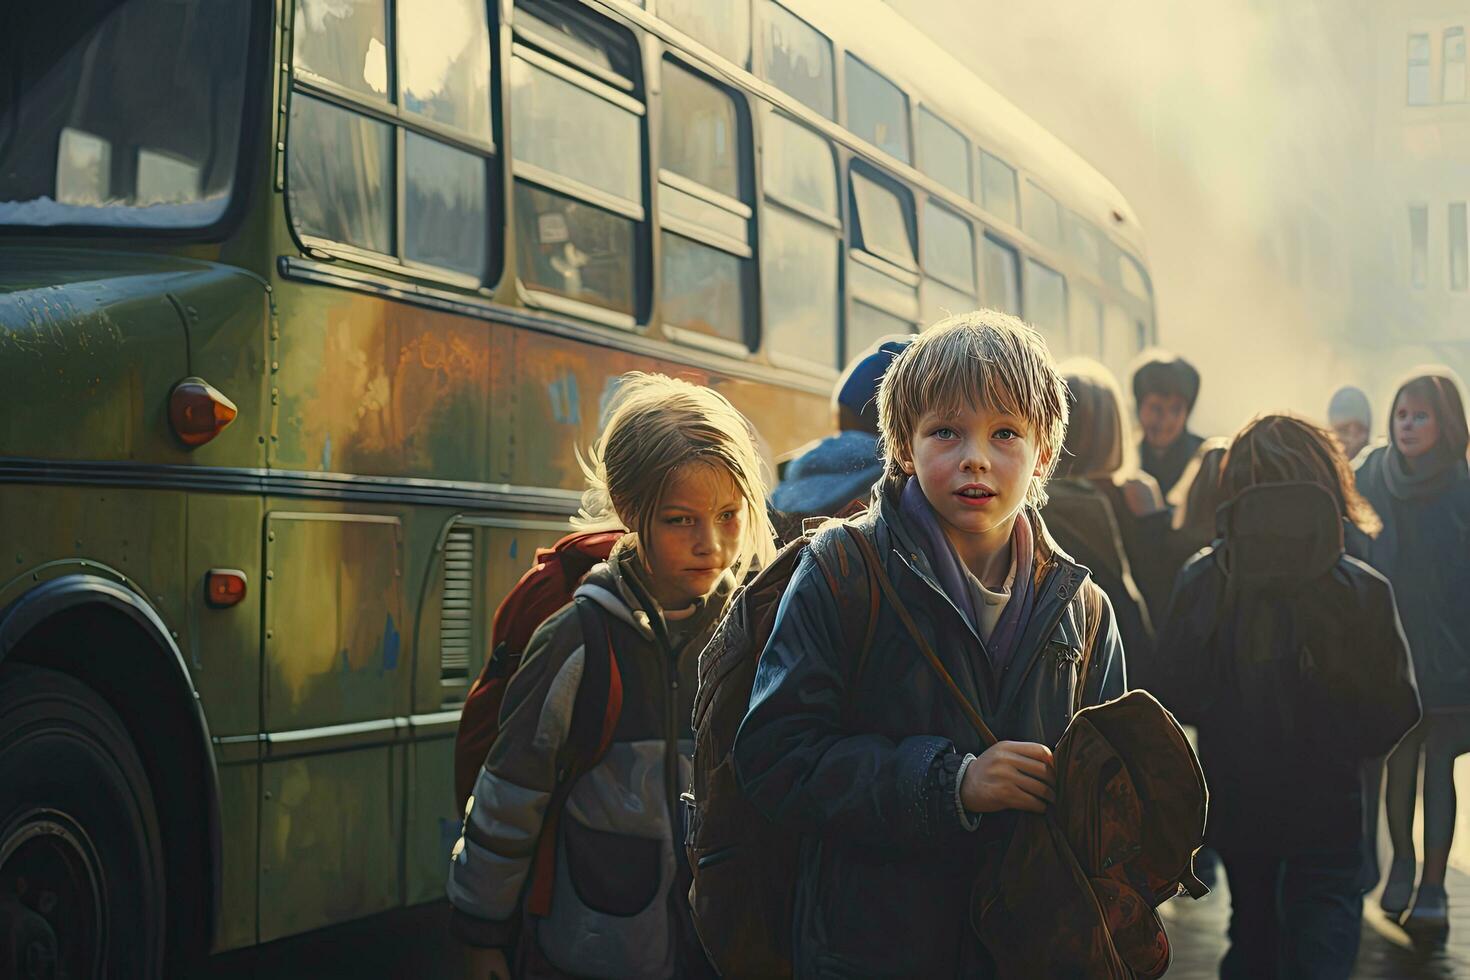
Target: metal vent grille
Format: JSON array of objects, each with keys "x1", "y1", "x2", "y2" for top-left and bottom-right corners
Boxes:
[{"x1": 439, "y1": 528, "x2": 474, "y2": 689}]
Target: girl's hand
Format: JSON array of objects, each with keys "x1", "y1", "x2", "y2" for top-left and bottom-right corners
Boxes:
[
  {"x1": 959, "y1": 741, "x2": 1056, "y2": 814},
  {"x1": 465, "y1": 946, "x2": 511, "y2": 980}
]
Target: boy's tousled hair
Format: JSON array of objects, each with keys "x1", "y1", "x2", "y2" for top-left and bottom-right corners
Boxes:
[
  {"x1": 1219, "y1": 414, "x2": 1380, "y2": 536},
  {"x1": 573, "y1": 372, "x2": 777, "y2": 577},
  {"x1": 1131, "y1": 350, "x2": 1201, "y2": 411},
  {"x1": 877, "y1": 310, "x2": 1069, "y2": 509}
]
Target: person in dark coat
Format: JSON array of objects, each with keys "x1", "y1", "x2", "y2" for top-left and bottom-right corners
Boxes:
[
  {"x1": 1043, "y1": 359, "x2": 1155, "y2": 660},
  {"x1": 1132, "y1": 351, "x2": 1206, "y2": 498},
  {"x1": 734, "y1": 313, "x2": 1126, "y2": 978},
  {"x1": 770, "y1": 336, "x2": 911, "y2": 538},
  {"x1": 1149, "y1": 415, "x2": 1420, "y2": 980},
  {"x1": 1357, "y1": 369, "x2": 1470, "y2": 932}
]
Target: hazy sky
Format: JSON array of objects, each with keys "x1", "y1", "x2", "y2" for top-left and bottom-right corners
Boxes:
[{"x1": 887, "y1": 0, "x2": 1423, "y2": 437}]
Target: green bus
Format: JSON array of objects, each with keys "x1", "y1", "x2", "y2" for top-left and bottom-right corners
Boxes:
[{"x1": 0, "y1": 0, "x2": 1156, "y2": 973}]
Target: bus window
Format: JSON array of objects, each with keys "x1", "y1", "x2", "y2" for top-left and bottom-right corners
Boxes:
[
  {"x1": 660, "y1": 0, "x2": 752, "y2": 67},
  {"x1": 850, "y1": 170, "x2": 916, "y2": 270},
  {"x1": 921, "y1": 201, "x2": 977, "y2": 325},
  {"x1": 845, "y1": 55, "x2": 910, "y2": 163},
  {"x1": 917, "y1": 108, "x2": 970, "y2": 200},
  {"x1": 509, "y1": 3, "x2": 643, "y2": 316},
  {"x1": 1119, "y1": 251, "x2": 1152, "y2": 301},
  {"x1": 762, "y1": 113, "x2": 840, "y2": 370},
  {"x1": 1069, "y1": 289, "x2": 1104, "y2": 358},
  {"x1": 1063, "y1": 211, "x2": 1103, "y2": 272},
  {"x1": 1022, "y1": 180, "x2": 1061, "y2": 248},
  {"x1": 288, "y1": 96, "x2": 394, "y2": 255},
  {"x1": 981, "y1": 234, "x2": 1020, "y2": 316},
  {"x1": 659, "y1": 62, "x2": 753, "y2": 351},
  {"x1": 1103, "y1": 304, "x2": 1140, "y2": 377},
  {"x1": 1023, "y1": 258, "x2": 1067, "y2": 342},
  {"x1": 979, "y1": 151, "x2": 1018, "y2": 226},
  {"x1": 289, "y1": 0, "x2": 494, "y2": 281},
  {"x1": 0, "y1": 2, "x2": 250, "y2": 229},
  {"x1": 399, "y1": 0, "x2": 492, "y2": 141},
  {"x1": 761, "y1": 2, "x2": 835, "y2": 119},
  {"x1": 848, "y1": 167, "x2": 918, "y2": 357}
]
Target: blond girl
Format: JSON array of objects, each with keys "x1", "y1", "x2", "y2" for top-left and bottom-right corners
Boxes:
[{"x1": 448, "y1": 373, "x2": 774, "y2": 980}]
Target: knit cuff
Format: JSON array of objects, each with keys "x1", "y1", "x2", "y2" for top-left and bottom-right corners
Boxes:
[{"x1": 953, "y1": 753, "x2": 981, "y2": 832}]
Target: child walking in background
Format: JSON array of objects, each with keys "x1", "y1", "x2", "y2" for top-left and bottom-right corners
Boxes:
[
  {"x1": 734, "y1": 312, "x2": 1126, "y2": 977},
  {"x1": 1151, "y1": 415, "x2": 1420, "y2": 979},
  {"x1": 447, "y1": 373, "x2": 775, "y2": 980},
  {"x1": 1357, "y1": 370, "x2": 1470, "y2": 934}
]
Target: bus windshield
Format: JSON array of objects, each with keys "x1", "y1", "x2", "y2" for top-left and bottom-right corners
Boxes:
[{"x1": 0, "y1": 0, "x2": 251, "y2": 231}]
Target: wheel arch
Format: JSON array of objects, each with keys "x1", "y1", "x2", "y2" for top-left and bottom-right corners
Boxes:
[{"x1": 0, "y1": 573, "x2": 222, "y2": 962}]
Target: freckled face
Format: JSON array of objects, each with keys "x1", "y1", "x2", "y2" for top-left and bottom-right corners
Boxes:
[
  {"x1": 900, "y1": 402, "x2": 1043, "y2": 563},
  {"x1": 1393, "y1": 391, "x2": 1440, "y2": 460},
  {"x1": 641, "y1": 462, "x2": 746, "y2": 609}
]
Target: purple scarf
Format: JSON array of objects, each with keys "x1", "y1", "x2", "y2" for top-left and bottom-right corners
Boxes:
[{"x1": 899, "y1": 477, "x2": 1035, "y2": 671}]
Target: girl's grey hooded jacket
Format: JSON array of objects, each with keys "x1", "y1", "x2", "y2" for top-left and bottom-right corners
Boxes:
[{"x1": 447, "y1": 544, "x2": 727, "y2": 980}]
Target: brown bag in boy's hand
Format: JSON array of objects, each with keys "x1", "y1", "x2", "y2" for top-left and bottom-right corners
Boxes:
[
  {"x1": 683, "y1": 522, "x2": 878, "y2": 980},
  {"x1": 971, "y1": 690, "x2": 1209, "y2": 979}
]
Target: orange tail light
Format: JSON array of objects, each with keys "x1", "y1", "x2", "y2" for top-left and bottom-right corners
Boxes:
[
  {"x1": 205, "y1": 569, "x2": 248, "y2": 608},
  {"x1": 169, "y1": 378, "x2": 238, "y2": 447}
]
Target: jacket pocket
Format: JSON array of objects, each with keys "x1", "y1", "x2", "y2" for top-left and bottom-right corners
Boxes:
[{"x1": 563, "y1": 818, "x2": 662, "y2": 915}]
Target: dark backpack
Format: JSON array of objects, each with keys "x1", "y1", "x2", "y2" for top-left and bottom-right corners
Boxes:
[
  {"x1": 453, "y1": 529, "x2": 622, "y2": 811},
  {"x1": 683, "y1": 522, "x2": 878, "y2": 979}
]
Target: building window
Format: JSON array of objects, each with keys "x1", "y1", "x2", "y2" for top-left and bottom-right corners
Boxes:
[
  {"x1": 848, "y1": 166, "x2": 918, "y2": 356},
  {"x1": 508, "y1": 1, "x2": 645, "y2": 319},
  {"x1": 1410, "y1": 204, "x2": 1428, "y2": 289},
  {"x1": 761, "y1": 112, "x2": 840, "y2": 370},
  {"x1": 659, "y1": 61, "x2": 754, "y2": 351},
  {"x1": 1409, "y1": 33, "x2": 1432, "y2": 106},
  {"x1": 289, "y1": 0, "x2": 495, "y2": 282},
  {"x1": 1451, "y1": 202, "x2": 1468, "y2": 292},
  {"x1": 916, "y1": 107, "x2": 970, "y2": 199},
  {"x1": 1446, "y1": 28, "x2": 1467, "y2": 103},
  {"x1": 845, "y1": 55, "x2": 910, "y2": 163},
  {"x1": 659, "y1": 0, "x2": 751, "y2": 67},
  {"x1": 761, "y1": 3, "x2": 834, "y2": 119},
  {"x1": 979, "y1": 151, "x2": 1018, "y2": 226},
  {"x1": 1022, "y1": 180, "x2": 1061, "y2": 248}
]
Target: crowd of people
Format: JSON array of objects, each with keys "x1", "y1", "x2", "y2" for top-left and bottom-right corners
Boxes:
[{"x1": 446, "y1": 309, "x2": 1470, "y2": 980}]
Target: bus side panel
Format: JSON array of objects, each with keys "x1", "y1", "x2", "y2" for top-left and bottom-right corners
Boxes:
[{"x1": 268, "y1": 281, "x2": 491, "y2": 483}]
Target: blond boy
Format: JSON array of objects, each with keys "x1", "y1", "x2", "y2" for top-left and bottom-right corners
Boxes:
[{"x1": 734, "y1": 311, "x2": 1126, "y2": 978}]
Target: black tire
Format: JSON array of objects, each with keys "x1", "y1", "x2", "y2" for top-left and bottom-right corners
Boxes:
[{"x1": 0, "y1": 664, "x2": 166, "y2": 979}]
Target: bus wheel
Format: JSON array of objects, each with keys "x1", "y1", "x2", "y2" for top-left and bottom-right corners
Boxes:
[{"x1": 0, "y1": 665, "x2": 165, "y2": 979}]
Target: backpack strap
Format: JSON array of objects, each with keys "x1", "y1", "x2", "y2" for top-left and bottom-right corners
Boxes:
[
  {"x1": 808, "y1": 522, "x2": 882, "y2": 704},
  {"x1": 526, "y1": 597, "x2": 623, "y2": 918},
  {"x1": 1072, "y1": 585, "x2": 1105, "y2": 715},
  {"x1": 841, "y1": 525, "x2": 999, "y2": 748}
]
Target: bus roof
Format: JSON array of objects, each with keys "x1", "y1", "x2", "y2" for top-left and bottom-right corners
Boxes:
[{"x1": 779, "y1": 0, "x2": 1146, "y2": 257}]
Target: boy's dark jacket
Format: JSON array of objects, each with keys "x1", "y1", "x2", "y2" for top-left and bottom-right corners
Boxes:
[
  {"x1": 1143, "y1": 483, "x2": 1421, "y2": 856},
  {"x1": 447, "y1": 545, "x2": 722, "y2": 980},
  {"x1": 732, "y1": 487, "x2": 1126, "y2": 978}
]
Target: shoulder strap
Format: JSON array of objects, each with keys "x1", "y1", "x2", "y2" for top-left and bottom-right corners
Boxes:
[
  {"x1": 1073, "y1": 585, "x2": 1105, "y2": 714},
  {"x1": 526, "y1": 598, "x2": 623, "y2": 918},
  {"x1": 808, "y1": 523, "x2": 881, "y2": 704},
  {"x1": 841, "y1": 525, "x2": 998, "y2": 748}
]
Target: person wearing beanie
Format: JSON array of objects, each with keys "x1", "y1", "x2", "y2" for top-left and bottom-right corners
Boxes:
[
  {"x1": 1328, "y1": 386, "x2": 1372, "y2": 463},
  {"x1": 1131, "y1": 351, "x2": 1205, "y2": 497},
  {"x1": 771, "y1": 337, "x2": 911, "y2": 536}
]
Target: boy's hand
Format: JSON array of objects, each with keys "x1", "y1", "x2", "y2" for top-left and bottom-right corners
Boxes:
[
  {"x1": 465, "y1": 946, "x2": 511, "y2": 980},
  {"x1": 959, "y1": 741, "x2": 1056, "y2": 814}
]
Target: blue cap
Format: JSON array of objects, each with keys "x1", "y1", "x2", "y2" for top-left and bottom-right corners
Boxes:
[{"x1": 836, "y1": 336, "x2": 912, "y2": 432}]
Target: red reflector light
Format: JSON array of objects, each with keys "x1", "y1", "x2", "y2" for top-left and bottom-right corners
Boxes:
[
  {"x1": 205, "y1": 569, "x2": 248, "y2": 608},
  {"x1": 170, "y1": 378, "x2": 238, "y2": 447}
]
